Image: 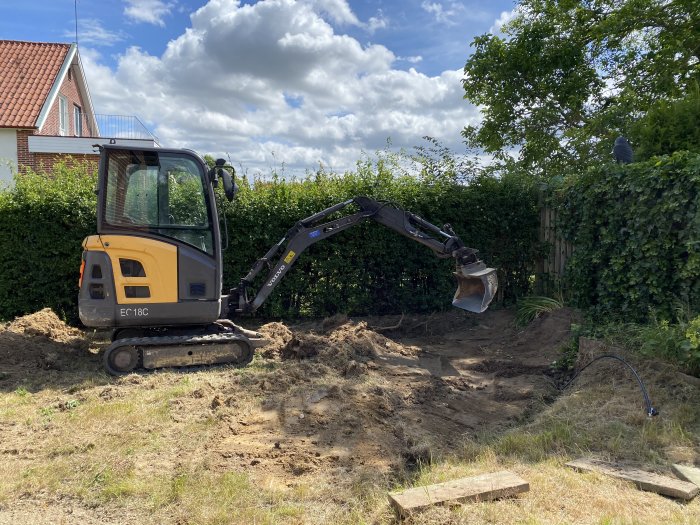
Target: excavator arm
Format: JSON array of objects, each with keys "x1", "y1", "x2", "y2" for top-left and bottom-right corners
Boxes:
[{"x1": 226, "y1": 196, "x2": 497, "y2": 316}]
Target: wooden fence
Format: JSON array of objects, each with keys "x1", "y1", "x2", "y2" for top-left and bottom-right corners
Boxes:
[{"x1": 535, "y1": 203, "x2": 573, "y2": 296}]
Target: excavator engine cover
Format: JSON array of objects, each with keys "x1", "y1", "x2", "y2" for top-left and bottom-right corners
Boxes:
[{"x1": 453, "y1": 261, "x2": 498, "y2": 313}]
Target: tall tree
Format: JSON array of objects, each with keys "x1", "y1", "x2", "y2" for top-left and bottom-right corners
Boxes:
[{"x1": 463, "y1": 0, "x2": 700, "y2": 176}]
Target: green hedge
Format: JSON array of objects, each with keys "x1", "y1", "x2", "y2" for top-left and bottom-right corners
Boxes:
[
  {"x1": 556, "y1": 152, "x2": 700, "y2": 321},
  {"x1": 0, "y1": 159, "x2": 541, "y2": 323},
  {"x1": 0, "y1": 162, "x2": 97, "y2": 323},
  {"x1": 221, "y1": 162, "x2": 542, "y2": 318}
]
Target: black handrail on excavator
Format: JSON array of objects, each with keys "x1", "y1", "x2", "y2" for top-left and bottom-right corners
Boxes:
[{"x1": 226, "y1": 196, "x2": 497, "y2": 316}]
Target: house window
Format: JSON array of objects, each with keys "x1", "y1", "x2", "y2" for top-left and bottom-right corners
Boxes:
[
  {"x1": 74, "y1": 105, "x2": 82, "y2": 137},
  {"x1": 58, "y1": 95, "x2": 68, "y2": 136}
]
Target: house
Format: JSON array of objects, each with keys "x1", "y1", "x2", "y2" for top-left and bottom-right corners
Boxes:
[{"x1": 0, "y1": 40, "x2": 157, "y2": 185}]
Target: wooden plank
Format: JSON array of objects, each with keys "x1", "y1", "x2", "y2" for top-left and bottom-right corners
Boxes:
[
  {"x1": 388, "y1": 470, "x2": 529, "y2": 517},
  {"x1": 566, "y1": 458, "x2": 699, "y2": 500},
  {"x1": 672, "y1": 464, "x2": 700, "y2": 488}
]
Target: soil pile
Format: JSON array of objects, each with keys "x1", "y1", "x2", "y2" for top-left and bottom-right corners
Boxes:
[
  {"x1": 0, "y1": 308, "x2": 87, "y2": 370},
  {"x1": 259, "y1": 318, "x2": 420, "y2": 375},
  {"x1": 196, "y1": 309, "x2": 578, "y2": 482},
  {"x1": 6, "y1": 308, "x2": 83, "y2": 343}
]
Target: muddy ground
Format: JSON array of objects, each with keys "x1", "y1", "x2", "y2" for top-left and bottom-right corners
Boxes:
[{"x1": 0, "y1": 307, "x2": 578, "y2": 523}]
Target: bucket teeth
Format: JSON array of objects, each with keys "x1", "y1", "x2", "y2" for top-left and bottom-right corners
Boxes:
[{"x1": 453, "y1": 262, "x2": 498, "y2": 313}]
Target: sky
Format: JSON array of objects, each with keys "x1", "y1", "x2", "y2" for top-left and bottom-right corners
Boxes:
[{"x1": 1, "y1": 0, "x2": 516, "y2": 176}]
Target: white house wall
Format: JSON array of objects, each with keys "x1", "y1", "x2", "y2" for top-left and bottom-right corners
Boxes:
[{"x1": 0, "y1": 129, "x2": 18, "y2": 186}]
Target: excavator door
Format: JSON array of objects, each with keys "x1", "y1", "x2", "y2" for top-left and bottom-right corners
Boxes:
[
  {"x1": 79, "y1": 146, "x2": 223, "y2": 328},
  {"x1": 453, "y1": 261, "x2": 498, "y2": 313}
]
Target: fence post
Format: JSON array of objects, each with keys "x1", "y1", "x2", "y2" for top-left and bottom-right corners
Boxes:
[{"x1": 536, "y1": 186, "x2": 572, "y2": 296}]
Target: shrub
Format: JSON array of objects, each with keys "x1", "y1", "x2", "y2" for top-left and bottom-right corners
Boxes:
[
  {"x1": 556, "y1": 151, "x2": 700, "y2": 322},
  {"x1": 0, "y1": 155, "x2": 541, "y2": 322},
  {"x1": 221, "y1": 159, "x2": 542, "y2": 318},
  {"x1": 629, "y1": 87, "x2": 700, "y2": 161},
  {"x1": 0, "y1": 162, "x2": 97, "y2": 323}
]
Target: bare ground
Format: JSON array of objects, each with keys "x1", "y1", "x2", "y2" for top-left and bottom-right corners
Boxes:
[{"x1": 0, "y1": 307, "x2": 697, "y2": 524}]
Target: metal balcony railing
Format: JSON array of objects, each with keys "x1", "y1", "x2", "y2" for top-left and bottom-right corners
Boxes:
[{"x1": 88, "y1": 114, "x2": 160, "y2": 145}]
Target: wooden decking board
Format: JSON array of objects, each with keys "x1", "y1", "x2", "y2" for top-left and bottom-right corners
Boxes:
[
  {"x1": 672, "y1": 464, "x2": 700, "y2": 488},
  {"x1": 388, "y1": 470, "x2": 529, "y2": 516},
  {"x1": 566, "y1": 458, "x2": 699, "y2": 500}
]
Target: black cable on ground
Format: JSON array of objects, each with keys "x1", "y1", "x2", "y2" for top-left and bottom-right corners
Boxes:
[{"x1": 561, "y1": 354, "x2": 659, "y2": 417}]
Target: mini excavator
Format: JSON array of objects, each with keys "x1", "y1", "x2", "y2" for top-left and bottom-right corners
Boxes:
[{"x1": 78, "y1": 146, "x2": 497, "y2": 375}]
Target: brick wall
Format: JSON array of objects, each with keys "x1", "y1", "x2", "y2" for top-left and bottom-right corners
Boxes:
[
  {"x1": 16, "y1": 63, "x2": 98, "y2": 173},
  {"x1": 16, "y1": 130, "x2": 98, "y2": 173},
  {"x1": 40, "y1": 65, "x2": 94, "y2": 137},
  {"x1": 16, "y1": 130, "x2": 32, "y2": 168},
  {"x1": 32, "y1": 153, "x2": 98, "y2": 174}
]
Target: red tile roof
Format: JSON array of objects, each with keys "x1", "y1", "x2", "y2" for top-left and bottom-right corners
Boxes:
[{"x1": 0, "y1": 40, "x2": 71, "y2": 128}]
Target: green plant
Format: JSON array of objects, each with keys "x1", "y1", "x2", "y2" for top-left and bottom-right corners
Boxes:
[
  {"x1": 556, "y1": 152, "x2": 700, "y2": 323},
  {"x1": 551, "y1": 325, "x2": 582, "y2": 372},
  {"x1": 14, "y1": 387, "x2": 29, "y2": 398},
  {"x1": 681, "y1": 315, "x2": 700, "y2": 375},
  {"x1": 516, "y1": 295, "x2": 564, "y2": 327},
  {"x1": 63, "y1": 399, "x2": 80, "y2": 411},
  {"x1": 582, "y1": 307, "x2": 700, "y2": 376},
  {"x1": 0, "y1": 149, "x2": 542, "y2": 322},
  {"x1": 0, "y1": 161, "x2": 97, "y2": 323},
  {"x1": 630, "y1": 85, "x2": 700, "y2": 160}
]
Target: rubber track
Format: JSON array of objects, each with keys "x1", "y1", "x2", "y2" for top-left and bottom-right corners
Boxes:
[{"x1": 106, "y1": 332, "x2": 253, "y2": 371}]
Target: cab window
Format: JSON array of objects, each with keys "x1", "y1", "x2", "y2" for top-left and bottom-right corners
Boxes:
[{"x1": 103, "y1": 149, "x2": 214, "y2": 255}]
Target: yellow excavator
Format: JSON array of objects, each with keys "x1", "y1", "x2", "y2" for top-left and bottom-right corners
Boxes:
[{"x1": 78, "y1": 146, "x2": 497, "y2": 375}]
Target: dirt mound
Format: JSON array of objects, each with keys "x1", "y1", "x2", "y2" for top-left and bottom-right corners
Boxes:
[
  {"x1": 6, "y1": 308, "x2": 83, "y2": 343},
  {"x1": 0, "y1": 308, "x2": 86, "y2": 370},
  {"x1": 261, "y1": 319, "x2": 419, "y2": 374},
  {"x1": 256, "y1": 322, "x2": 294, "y2": 358}
]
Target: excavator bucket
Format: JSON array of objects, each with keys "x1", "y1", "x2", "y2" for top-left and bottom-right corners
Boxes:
[{"x1": 452, "y1": 261, "x2": 498, "y2": 313}]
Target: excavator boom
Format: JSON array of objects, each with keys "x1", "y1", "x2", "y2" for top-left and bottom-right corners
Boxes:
[{"x1": 227, "y1": 196, "x2": 497, "y2": 316}]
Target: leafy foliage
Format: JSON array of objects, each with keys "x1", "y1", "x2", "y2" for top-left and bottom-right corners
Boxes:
[
  {"x1": 582, "y1": 306, "x2": 700, "y2": 376},
  {"x1": 629, "y1": 85, "x2": 700, "y2": 160},
  {"x1": 555, "y1": 151, "x2": 700, "y2": 322},
  {"x1": 0, "y1": 153, "x2": 541, "y2": 323},
  {"x1": 516, "y1": 295, "x2": 564, "y2": 327},
  {"x1": 463, "y1": 0, "x2": 700, "y2": 175},
  {"x1": 0, "y1": 161, "x2": 97, "y2": 323}
]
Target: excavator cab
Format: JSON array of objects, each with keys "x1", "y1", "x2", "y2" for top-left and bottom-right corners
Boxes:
[{"x1": 79, "y1": 146, "x2": 224, "y2": 329}]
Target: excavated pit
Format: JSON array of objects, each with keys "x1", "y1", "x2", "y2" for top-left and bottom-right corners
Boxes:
[{"x1": 0, "y1": 307, "x2": 579, "y2": 490}]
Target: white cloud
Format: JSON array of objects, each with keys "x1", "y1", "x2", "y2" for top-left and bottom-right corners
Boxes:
[
  {"x1": 421, "y1": 1, "x2": 492, "y2": 25},
  {"x1": 123, "y1": 0, "x2": 174, "y2": 27},
  {"x1": 398, "y1": 55, "x2": 423, "y2": 64},
  {"x1": 83, "y1": 0, "x2": 481, "y2": 176},
  {"x1": 366, "y1": 10, "x2": 388, "y2": 33},
  {"x1": 489, "y1": 9, "x2": 517, "y2": 34},
  {"x1": 420, "y1": 1, "x2": 463, "y2": 25},
  {"x1": 67, "y1": 18, "x2": 126, "y2": 46},
  {"x1": 301, "y1": 0, "x2": 360, "y2": 26}
]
